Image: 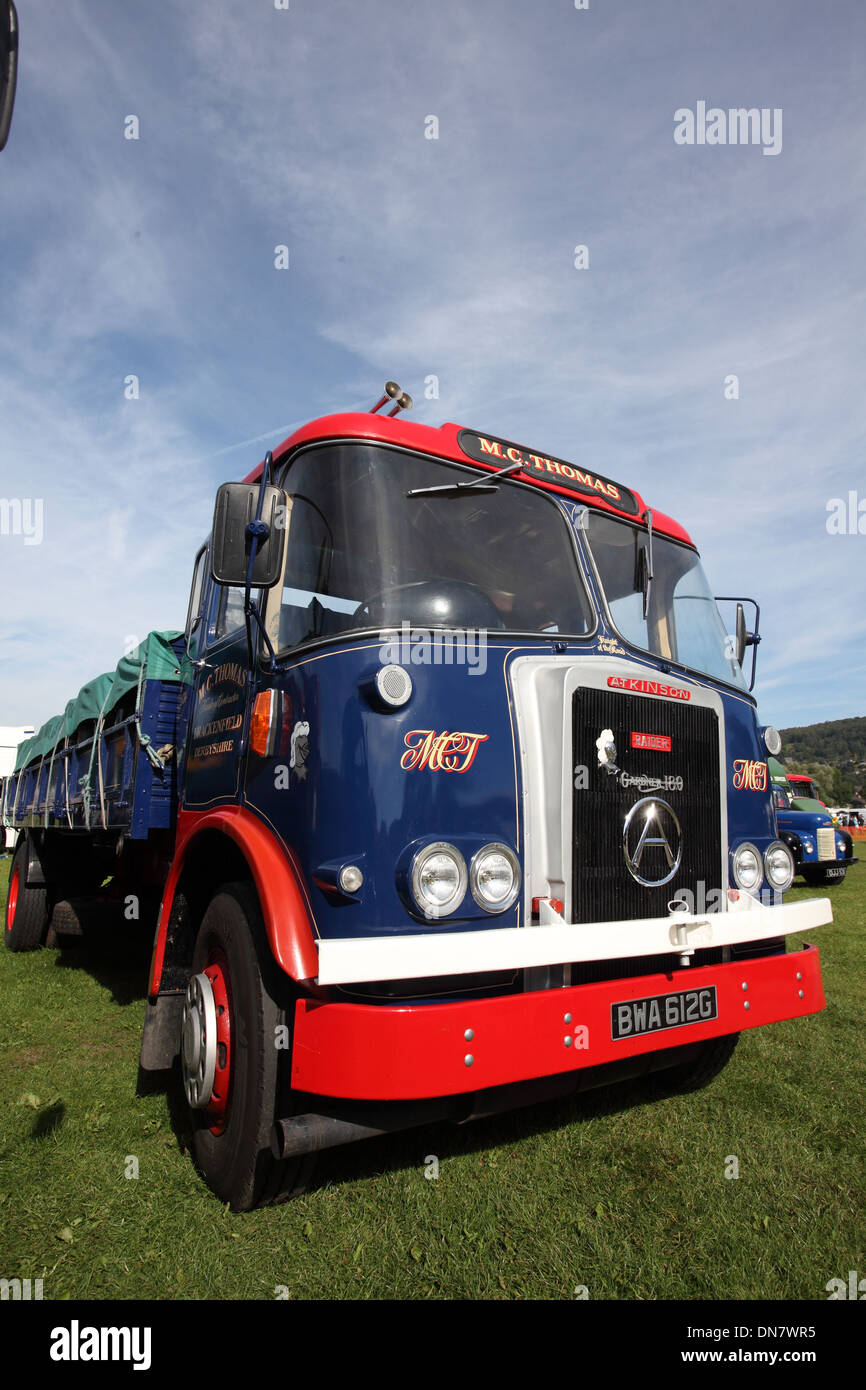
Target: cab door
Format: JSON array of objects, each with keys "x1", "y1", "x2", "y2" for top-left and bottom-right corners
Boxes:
[{"x1": 181, "y1": 578, "x2": 254, "y2": 810}]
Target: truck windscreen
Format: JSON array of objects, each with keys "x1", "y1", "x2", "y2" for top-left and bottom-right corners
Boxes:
[
  {"x1": 273, "y1": 443, "x2": 594, "y2": 649},
  {"x1": 586, "y1": 512, "x2": 748, "y2": 691}
]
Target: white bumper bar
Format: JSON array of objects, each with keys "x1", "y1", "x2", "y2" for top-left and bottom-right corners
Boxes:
[{"x1": 315, "y1": 895, "x2": 833, "y2": 986}]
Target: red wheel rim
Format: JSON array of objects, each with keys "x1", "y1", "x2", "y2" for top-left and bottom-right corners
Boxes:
[
  {"x1": 7, "y1": 866, "x2": 19, "y2": 930},
  {"x1": 203, "y1": 949, "x2": 232, "y2": 1135}
]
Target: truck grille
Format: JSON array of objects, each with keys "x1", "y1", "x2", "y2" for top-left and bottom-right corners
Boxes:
[
  {"x1": 817, "y1": 828, "x2": 836, "y2": 861},
  {"x1": 571, "y1": 687, "x2": 721, "y2": 924}
]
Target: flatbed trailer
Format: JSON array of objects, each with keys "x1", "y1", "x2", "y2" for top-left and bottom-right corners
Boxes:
[
  {"x1": 3, "y1": 634, "x2": 185, "y2": 841},
  {"x1": 2, "y1": 634, "x2": 186, "y2": 942}
]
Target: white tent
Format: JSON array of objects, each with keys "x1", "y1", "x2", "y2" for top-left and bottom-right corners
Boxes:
[{"x1": 0, "y1": 725, "x2": 35, "y2": 851}]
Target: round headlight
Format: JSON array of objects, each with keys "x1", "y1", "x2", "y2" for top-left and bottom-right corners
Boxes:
[
  {"x1": 469, "y1": 843, "x2": 521, "y2": 912},
  {"x1": 732, "y1": 842, "x2": 762, "y2": 893},
  {"x1": 803, "y1": 837, "x2": 815, "y2": 854},
  {"x1": 764, "y1": 840, "x2": 794, "y2": 892},
  {"x1": 411, "y1": 842, "x2": 467, "y2": 919},
  {"x1": 762, "y1": 726, "x2": 782, "y2": 756}
]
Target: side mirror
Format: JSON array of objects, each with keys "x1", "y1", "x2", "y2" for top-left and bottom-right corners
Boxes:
[
  {"x1": 735, "y1": 601, "x2": 761, "y2": 666},
  {"x1": 0, "y1": 1, "x2": 18, "y2": 153},
  {"x1": 716, "y1": 595, "x2": 761, "y2": 691},
  {"x1": 735, "y1": 602, "x2": 748, "y2": 667},
  {"x1": 210, "y1": 483, "x2": 287, "y2": 589}
]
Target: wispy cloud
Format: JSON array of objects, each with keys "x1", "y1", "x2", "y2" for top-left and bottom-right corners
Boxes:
[{"x1": 1, "y1": 0, "x2": 864, "y2": 728}]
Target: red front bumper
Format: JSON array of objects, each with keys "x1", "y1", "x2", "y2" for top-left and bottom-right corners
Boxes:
[{"x1": 291, "y1": 944, "x2": 824, "y2": 1101}]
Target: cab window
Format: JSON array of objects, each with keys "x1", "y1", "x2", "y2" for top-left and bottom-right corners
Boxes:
[
  {"x1": 208, "y1": 584, "x2": 247, "y2": 644},
  {"x1": 185, "y1": 545, "x2": 209, "y2": 659}
]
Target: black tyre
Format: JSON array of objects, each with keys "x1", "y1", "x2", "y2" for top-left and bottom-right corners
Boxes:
[
  {"x1": 802, "y1": 865, "x2": 846, "y2": 887},
  {"x1": 654, "y1": 1032, "x2": 739, "y2": 1094},
  {"x1": 183, "y1": 881, "x2": 314, "y2": 1210},
  {"x1": 4, "y1": 840, "x2": 50, "y2": 952}
]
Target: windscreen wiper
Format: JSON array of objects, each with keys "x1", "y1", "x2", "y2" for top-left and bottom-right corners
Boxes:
[
  {"x1": 406, "y1": 461, "x2": 523, "y2": 498},
  {"x1": 639, "y1": 508, "x2": 654, "y2": 619}
]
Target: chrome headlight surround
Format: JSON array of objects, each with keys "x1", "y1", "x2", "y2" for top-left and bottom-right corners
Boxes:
[
  {"x1": 469, "y1": 842, "x2": 521, "y2": 913},
  {"x1": 732, "y1": 842, "x2": 763, "y2": 894},
  {"x1": 764, "y1": 840, "x2": 794, "y2": 893},
  {"x1": 410, "y1": 841, "x2": 468, "y2": 920}
]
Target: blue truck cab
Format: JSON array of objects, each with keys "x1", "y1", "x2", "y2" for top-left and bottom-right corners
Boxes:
[{"x1": 769, "y1": 758, "x2": 857, "y2": 886}]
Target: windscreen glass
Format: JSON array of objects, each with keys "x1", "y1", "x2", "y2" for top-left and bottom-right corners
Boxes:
[
  {"x1": 272, "y1": 444, "x2": 594, "y2": 648},
  {"x1": 587, "y1": 512, "x2": 748, "y2": 690}
]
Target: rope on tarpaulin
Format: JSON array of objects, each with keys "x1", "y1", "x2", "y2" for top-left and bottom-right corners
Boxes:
[
  {"x1": 132, "y1": 659, "x2": 169, "y2": 771},
  {"x1": 81, "y1": 684, "x2": 116, "y2": 832}
]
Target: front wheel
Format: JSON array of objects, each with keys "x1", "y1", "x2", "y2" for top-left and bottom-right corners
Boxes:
[
  {"x1": 654, "y1": 1032, "x2": 740, "y2": 1094},
  {"x1": 5, "y1": 839, "x2": 50, "y2": 951},
  {"x1": 181, "y1": 881, "x2": 314, "y2": 1210}
]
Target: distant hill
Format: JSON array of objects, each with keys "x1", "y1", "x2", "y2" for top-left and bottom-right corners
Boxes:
[
  {"x1": 778, "y1": 717, "x2": 866, "y2": 805},
  {"x1": 779, "y1": 717, "x2": 866, "y2": 767}
]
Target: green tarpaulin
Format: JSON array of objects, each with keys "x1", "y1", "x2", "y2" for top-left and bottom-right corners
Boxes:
[
  {"x1": 768, "y1": 756, "x2": 787, "y2": 785},
  {"x1": 15, "y1": 714, "x2": 65, "y2": 774},
  {"x1": 14, "y1": 631, "x2": 185, "y2": 771},
  {"x1": 767, "y1": 756, "x2": 824, "y2": 813},
  {"x1": 63, "y1": 673, "x2": 116, "y2": 739}
]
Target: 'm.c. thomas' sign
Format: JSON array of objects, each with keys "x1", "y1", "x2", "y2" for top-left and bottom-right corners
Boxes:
[{"x1": 457, "y1": 429, "x2": 639, "y2": 515}]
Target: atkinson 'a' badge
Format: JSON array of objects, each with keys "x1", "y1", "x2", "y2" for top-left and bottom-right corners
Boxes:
[
  {"x1": 596, "y1": 728, "x2": 619, "y2": 775},
  {"x1": 623, "y1": 797, "x2": 682, "y2": 886}
]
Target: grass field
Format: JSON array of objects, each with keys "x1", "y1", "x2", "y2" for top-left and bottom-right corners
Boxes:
[{"x1": 1, "y1": 856, "x2": 863, "y2": 1301}]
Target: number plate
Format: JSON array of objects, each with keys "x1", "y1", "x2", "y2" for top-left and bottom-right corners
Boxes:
[
  {"x1": 611, "y1": 986, "x2": 718, "y2": 1040},
  {"x1": 825, "y1": 866, "x2": 845, "y2": 879}
]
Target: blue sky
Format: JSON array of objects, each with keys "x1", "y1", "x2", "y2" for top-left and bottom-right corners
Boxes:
[{"x1": 0, "y1": 0, "x2": 863, "y2": 732}]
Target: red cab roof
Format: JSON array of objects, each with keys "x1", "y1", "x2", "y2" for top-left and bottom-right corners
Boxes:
[{"x1": 242, "y1": 411, "x2": 695, "y2": 547}]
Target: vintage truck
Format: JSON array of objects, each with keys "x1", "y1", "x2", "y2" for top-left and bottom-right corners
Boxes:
[
  {"x1": 2, "y1": 387, "x2": 833, "y2": 1209},
  {"x1": 769, "y1": 758, "x2": 857, "y2": 885}
]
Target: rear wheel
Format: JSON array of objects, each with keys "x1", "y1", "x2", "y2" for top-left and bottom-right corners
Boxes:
[
  {"x1": 5, "y1": 839, "x2": 50, "y2": 951},
  {"x1": 181, "y1": 881, "x2": 314, "y2": 1210}
]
